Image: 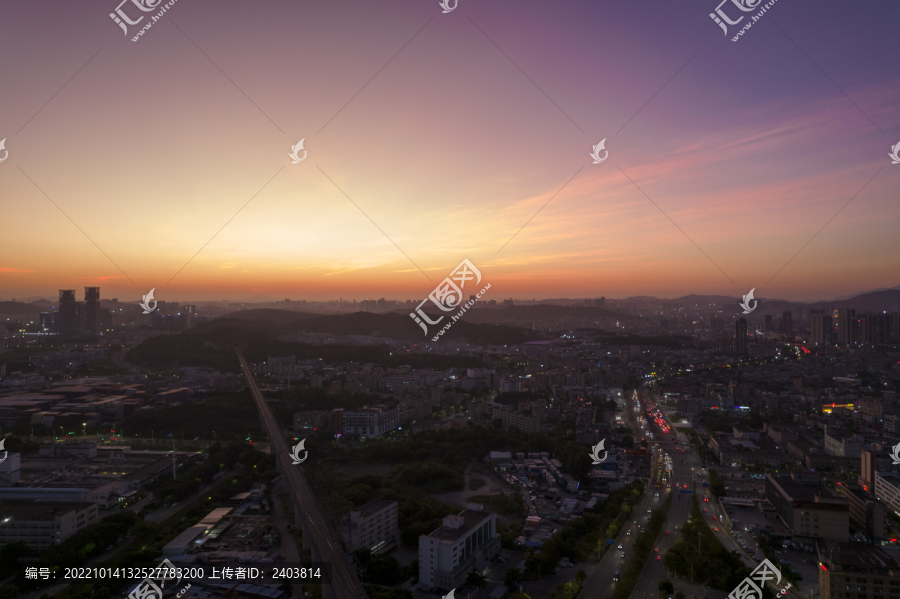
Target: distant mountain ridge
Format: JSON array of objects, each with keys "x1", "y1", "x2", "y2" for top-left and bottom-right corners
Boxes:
[{"x1": 0, "y1": 301, "x2": 43, "y2": 314}]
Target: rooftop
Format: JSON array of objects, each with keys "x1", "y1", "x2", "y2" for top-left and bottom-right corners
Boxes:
[
  {"x1": 354, "y1": 499, "x2": 396, "y2": 519},
  {"x1": 826, "y1": 545, "x2": 900, "y2": 574},
  {"x1": 0, "y1": 501, "x2": 94, "y2": 521},
  {"x1": 427, "y1": 509, "x2": 492, "y2": 543}
]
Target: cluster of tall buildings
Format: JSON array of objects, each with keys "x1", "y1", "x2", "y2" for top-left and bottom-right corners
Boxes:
[
  {"x1": 763, "y1": 311, "x2": 793, "y2": 335},
  {"x1": 811, "y1": 309, "x2": 900, "y2": 347},
  {"x1": 40, "y1": 288, "x2": 110, "y2": 338}
]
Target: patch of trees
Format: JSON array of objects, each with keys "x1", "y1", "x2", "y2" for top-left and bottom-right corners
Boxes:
[
  {"x1": 661, "y1": 496, "x2": 750, "y2": 591},
  {"x1": 707, "y1": 469, "x2": 726, "y2": 498},
  {"x1": 468, "y1": 492, "x2": 524, "y2": 516},
  {"x1": 352, "y1": 549, "x2": 408, "y2": 586},
  {"x1": 147, "y1": 440, "x2": 267, "y2": 504},
  {"x1": 121, "y1": 392, "x2": 264, "y2": 441}
]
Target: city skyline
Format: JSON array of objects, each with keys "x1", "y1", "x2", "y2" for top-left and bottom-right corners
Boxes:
[{"x1": 1, "y1": 1, "x2": 898, "y2": 302}]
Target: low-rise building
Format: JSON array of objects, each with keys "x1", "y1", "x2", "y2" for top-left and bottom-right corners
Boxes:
[
  {"x1": 294, "y1": 410, "x2": 329, "y2": 433},
  {"x1": 0, "y1": 501, "x2": 98, "y2": 552}
]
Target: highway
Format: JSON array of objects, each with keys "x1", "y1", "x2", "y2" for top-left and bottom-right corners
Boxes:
[
  {"x1": 581, "y1": 393, "x2": 704, "y2": 599},
  {"x1": 237, "y1": 348, "x2": 368, "y2": 599},
  {"x1": 582, "y1": 394, "x2": 671, "y2": 599}
]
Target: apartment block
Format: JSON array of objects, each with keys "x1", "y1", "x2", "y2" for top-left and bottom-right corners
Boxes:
[
  {"x1": 825, "y1": 433, "x2": 863, "y2": 458},
  {"x1": 819, "y1": 545, "x2": 900, "y2": 599},
  {"x1": 341, "y1": 499, "x2": 399, "y2": 554},
  {"x1": 839, "y1": 485, "x2": 888, "y2": 541},
  {"x1": 491, "y1": 406, "x2": 541, "y2": 434},
  {"x1": 875, "y1": 472, "x2": 900, "y2": 515},
  {"x1": 342, "y1": 405, "x2": 399, "y2": 439},
  {"x1": 765, "y1": 474, "x2": 849, "y2": 542},
  {"x1": 419, "y1": 508, "x2": 501, "y2": 591}
]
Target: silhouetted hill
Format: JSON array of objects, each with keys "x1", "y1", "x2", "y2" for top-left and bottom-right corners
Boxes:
[
  {"x1": 0, "y1": 301, "x2": 42, "y2": 314},
  {"x1": 815, "y1": 289, "x2": 900, "y2": 312},
  {"x1": 467, "y1": 304, "x2": 639, "y2": 322}
]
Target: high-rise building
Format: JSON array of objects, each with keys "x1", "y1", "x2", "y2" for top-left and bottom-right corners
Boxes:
[
  {"x1": 859, "y1": 312, "x2": 893, "y2": 346},
  {"x1": 860, "y1": 450, "x2": 875, "y2": 492},
  {"x1": 734, "y1": 318, "x2": 748, "y2": 354},
  {"x1": 836, "y1": 308, "x2": 856, "y2": 346},
  {"x1": 811, "y1": 314, "x2": 833, "y2": 346},
  {"x1": 782, "y1": 310, "x2": 793, "y2": 337},
  {"x1": 83, "y1": 287, "x2": 100, "y2": 337},
  {"x1": 58, "y1": 290, "x2": 79, "y2": 338},
  {"x1": 764, "y1": 314, "x2": 773, "y2": 332}
]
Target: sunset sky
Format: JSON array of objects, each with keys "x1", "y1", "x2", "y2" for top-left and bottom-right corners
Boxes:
[{"x1": 0, "y1": 0, "x2": 898, "y2": 303}]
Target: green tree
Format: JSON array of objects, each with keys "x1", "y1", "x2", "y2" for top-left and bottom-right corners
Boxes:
[
  {"x1": 658, "y1": 580, "x2": 674, "y2": 597},
  {"x1": 465, "y1": 569, "x2": 487, "y2": 590},
  {"x1": 0, "y1": 541, "x2": 30, "y2": 576},
  {"x1": 708, "y1": 469, "x2": 726, "y2": 498},
  {"x1": 504, "y1": 567, "x2": 522, "y2": 592}
]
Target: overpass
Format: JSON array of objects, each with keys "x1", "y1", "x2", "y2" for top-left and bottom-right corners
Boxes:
[{"x1": 237, "y1": 348, "x2": 368, "y2": 599}]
